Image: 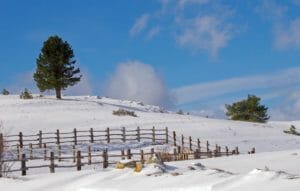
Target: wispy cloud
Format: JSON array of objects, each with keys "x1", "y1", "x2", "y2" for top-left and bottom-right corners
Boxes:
[
  {"x1": 129, "y1": 14, "x2": 150, "y2": 36},
  {"x1": 275, "y1": 18, "x2": 300, "y2": 49},
  {"x1": 173, "y1": 67, "x2": 300, "y2": 120},
  {"x1": 103, "y1": 60, "x2": 174, "y2": 109},
  {"x1": 176, "y1": 15, "x2": 234, "y2": 56},
  {"x1": 146, "y1": 26, "x2": 161, "y2": 39},
  {"x1": 257, "y1": 0, "x2": 300, "y2": 50},
  {"x1": 130, "y1": 1, "x2": 239, "y2": 56},
  {"x1": 174, "y1": 67, "x2": 300, "y2": 105},
  {"x1": 176, "y1": 0, "x2": 209, "y2": 11}
]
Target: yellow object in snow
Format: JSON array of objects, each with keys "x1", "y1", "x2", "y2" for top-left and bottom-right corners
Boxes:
[
  {"x1": 134, "y1": 162, "x2": 143, "y2": 172},
  {"x1": 116, "y1": 162, "x2": 125, "y2": 169}
]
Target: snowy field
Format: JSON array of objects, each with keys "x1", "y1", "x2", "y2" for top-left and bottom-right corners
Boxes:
[{"x1": 0, "y1": 95, "x2": 300, "y2": 190}]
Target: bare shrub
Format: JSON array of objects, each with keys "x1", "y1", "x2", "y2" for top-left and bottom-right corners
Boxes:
[
  {"x1": 20, "y1": 88, "x2": 33, "y2": 99},
  {"x1": 2, "y1": 89, "x2": 9, "y2": 95},
  {"x1": 113, "y1": 109, "x2": 137, "y2": 117},
  {"x1": 0, "y1": 124, "x2": 14, "y2": 177}
]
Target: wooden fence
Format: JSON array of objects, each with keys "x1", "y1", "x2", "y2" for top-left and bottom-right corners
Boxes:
[{"x1": 0, "y1": 127, "x2": 249, "y2": 177}]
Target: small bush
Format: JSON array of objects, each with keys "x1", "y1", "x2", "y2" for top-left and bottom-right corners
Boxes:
[
  {"x1": 20, "y1": 88, "x2": 33, "y2": 99},
  {"x1": 284, "y1": 125, "x2": 300, "y2": 136},
  {"x1": 113, "y1": 109, "x2": 137, "y2": 117},
  {"x1": 1, "y1": 89, "x2": 9, "y2": 95},
  {"x1": 177, "y1": 109, "x2": 184, "y2": 115}
]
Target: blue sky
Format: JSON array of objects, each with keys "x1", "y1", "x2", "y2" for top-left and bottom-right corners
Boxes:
[{"x1": 1, "y1": 0, "x2": 300, "y2": 120}]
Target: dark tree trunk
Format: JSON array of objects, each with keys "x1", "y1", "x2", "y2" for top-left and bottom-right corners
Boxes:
[{"x1": 55, "y1": 88, "x2": 61, "y2": 99}]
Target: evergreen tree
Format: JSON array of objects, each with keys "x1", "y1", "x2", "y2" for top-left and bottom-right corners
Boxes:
[
  {"x1": 225, "y1": 95, "x2": 269, "y2": 123},
  {"x1": 2, "y1": 89, "x2": 9, "y2": 95},
  {"x1": 33, "y1": 35, "x2": 81, "y2": 99}
]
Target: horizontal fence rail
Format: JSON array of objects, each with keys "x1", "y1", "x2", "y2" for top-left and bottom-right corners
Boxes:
[{"x1": 0, "y1": 127, "x2": 253, "y2": 177}]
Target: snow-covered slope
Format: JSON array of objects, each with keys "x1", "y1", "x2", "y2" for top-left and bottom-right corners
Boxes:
[
  {"x1": 0, "y1": 95, "x2": 299, "y2": 153},
  {"x1": 1, "y1": 149, "x2": 299, "y2": 191},
  {"x1": 1, "y1": 95, "x2": 300, "y2": 191}
]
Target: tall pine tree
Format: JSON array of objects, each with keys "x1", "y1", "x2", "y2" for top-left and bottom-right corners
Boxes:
[{"x1": 34, "y1": 36, "x2": 81, "y2": 99}]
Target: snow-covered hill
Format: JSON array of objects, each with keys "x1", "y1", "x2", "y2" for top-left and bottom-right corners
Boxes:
[
  {"x1": 0, "y1": 95, "x2": 299, "y2": 153},
  {"x1": 1, "y1": 95, "x2": 300, "y2": 190}
]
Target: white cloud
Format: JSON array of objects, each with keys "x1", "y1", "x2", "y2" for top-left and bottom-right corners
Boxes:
[
  {"x1": 174, "y1": 67, "x2": 300, "y2": 105},
  {"x1": 130, "y1": 1, "x2": 237, "y2": 56},
  {"x1": 129, "y1": 14, "x2": 150, "y2": 36},
  {"x1": 176, "y1": 0, "x2": 209, "y2": 10},
  {"x1": 257, "y1": 0, "x2": 300, "y2": 50},
  {"x1": 176, "y1": 15, "x2": 233, "y2": 56},
  {"x1": 103, "y1": 61, "x2": 174, "y2": 108},
  {"x1": 146, "y1": 26, "x2": 160, "y2": 39},
  {"x1": 275, "y1": 19, "x2": 300, "y2": 49},
  {"x1": 173, "y1": 67, "x2": 300, "y2": 120},
  {"x1": 257, "y1": 0, "x2": 287, "y2": 20}
]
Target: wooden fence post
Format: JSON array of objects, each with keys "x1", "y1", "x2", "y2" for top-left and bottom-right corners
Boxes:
[
  {"x1": 90, "y1": 128, "x2": 94, "y2": 143},
  {"x1": 72, "y1": 145, "x2": 76, "y2": 163},
  {"x1": 121, "y1": 149, "x2": 125, "y2": 160},
  {"x1": 38, "y1": 130, "x2": 42, "y2": 148},
  {"x1": 106, "y1": 127, "x2": 110, "y2": 144},
  {"x1": 17, "y1": 144, "x2": 20, "y2": 160},
  {"x1": 77, "y1": 151, "x2": 82, "y2": 171},
  {"x1": 50, "y1": 151, "x2": 55, "y2": 173},
  {"x1": 122, "y1": 127, "x2": 126, "y2": 143},
  {"x1": 43, "y1": 143, "x2": 47, "y2": 160},
  {"x1": 0, "y1": 133, "x2": 3, "y2": 177},
  {"x1": 150, "y1": 148, "x2": 154, "y2": 157},
  {"x1": 0, "y1": 133, "x2": 3, "y2": 157},
  {"x1": 173, "y1": 131, "x2": 176, "y2": 146},
  {"x1": 56, "y1": 129, "x2": 60, "y2": 145},
  {"x1": 181, "y1": 135, "x2": 184, "y2": 149},
  {"x1": 58, "y1": 145, "x2": 61, "y2": 162},
  {"x1": 88, "y1": 146, "x2": 92, "y2": 165},
  {"x1": 197, "y1": 148, "x2": 201, "y2": 159},
  {"x1": 173, "y1": 148, "x2": 177, "y2": 161},
  {"x1": 177, "y1": 146, "x2": 181, "y2": 155},
  {"x1": 127, "y1": 149, "x2": 132, "y2": 159},
  {"x1": 189, "y1": 136, "x2": 192, "y2": 151},
  {"x1": 225, "y1": 146, "x2": 229, "y2": 156},
  {"x1": 102, "y1": 149, "x2": 108, "y2": 168},
  {"x1": 21, "y1": 153, "x2": 26, "y2": 176},
  {"x1": 136, "y1": 126, "x2": 140, "y2": 142},
  {"x1": 206, "y1": 141, "x2": 209, "y2": 152},
  {"x1": 73, "y1": 128, "x2": 77, "y2": 145},
  {"x1": 235, "y1": 147, "x2": 239, "y2": 155},
  {"x1": 194, "y1": 149, "x2": 199, "y2": 159},
  {"x1": 19, "y1": 132, "x2": 23, "y2": 148},
  {"x1": 165, "y1": 127, "x2": 168, "y2": 144},
  {"x1": 152, "y1": 126, "x2": 156, "y2": 143},
  {"x1": 140, "y1": 150, "x2": 144, "y2": 164},
  {"x1": 29, "y1": 143, "x2": 33, "y2": 160}
]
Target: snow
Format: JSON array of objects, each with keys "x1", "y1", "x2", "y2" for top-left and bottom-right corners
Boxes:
[
  {"x1": 1, "y1": 149, "x2": 300, "y2": 191},
  {"x1": 1, "y1": 95, "x2": 300, "y2": 190}
]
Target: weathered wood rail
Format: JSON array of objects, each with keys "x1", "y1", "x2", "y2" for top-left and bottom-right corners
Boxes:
[{"x1": 0, "y1": 127, "x2": 250, "y2": 177}]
